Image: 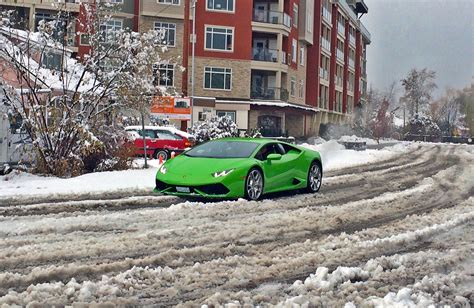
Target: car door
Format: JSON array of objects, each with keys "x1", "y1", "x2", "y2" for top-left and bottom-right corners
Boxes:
[
  {"x1": 256, "y1": 143, "x2": 288, "y2": 192},
  {"x1": 276, "y1": 143, "x2": 302, "y2": 186}
]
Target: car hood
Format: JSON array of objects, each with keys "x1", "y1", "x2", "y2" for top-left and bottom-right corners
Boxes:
[{"x1": 163, "y1": 155, "x2": 250, "y2": 176}]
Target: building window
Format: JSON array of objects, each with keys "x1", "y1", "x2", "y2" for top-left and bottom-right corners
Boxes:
[
  {"x1": 198, "y1": 112, "x2": 207, "y2": 121},
  {"x1": 216, "y1": 110, "x2": 236, "y2": 122},
  {"x1": 290, "y1": 77, "x2": 296, "y2": 96},
  {"x1": 293, "y1": 4, "x2": 298, "y2": 28},
  {"x1": 154, "y1": 64, "x2": 174, "y2": 87},
  {"x1": 299, "y1": 47, "x2": 304, "y2": 66},
  {"x1": 292, "y1": 39, "x2": 297, "y2": 63},
  {"x1": 298, "y1": 80, "x2": 304, "y2": 98},
  {"x1": 80, "y1": 34, "x2": 90, "y2": 46},
  {"x1": 207, "y1": 0, "x2": 234, "y2": 12},
  {"x1": 100, "y1": 19, "x2": 122, "y2": 42},
  {"x1": 158, "y1": 0, "x2": 180, "y2": 4},
  {"x1": 204, "y1": 67, "x2": 232, "y2": 90},
  {"x1": 154, "y1": 22, "x2": 176, "y2": 46},
  {"x1": 42, "y1": 52, "x2": 62, "y2": 71},
  {"x1": 205, "y1": 26, "x2": 233, "y2": 51}
]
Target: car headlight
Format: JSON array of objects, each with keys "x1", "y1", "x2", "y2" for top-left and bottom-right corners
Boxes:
[
  {"x1": 159, "y1": 165, "x2": 167, "y2": 174},
  {"x1": 212, "y1": 169, "x2": 234, "y2": 178}
]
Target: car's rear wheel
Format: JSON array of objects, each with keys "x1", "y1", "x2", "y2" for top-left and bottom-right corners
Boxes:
[
  {"x1": 154, "y1": 149, "x2": 169, "y2": 161},
  {"x1": 245, "y1": 168, "x2": 264, "y2": 201},
  {"x1": 306, "y1": 161, "x2": 322, "y2": 193}
]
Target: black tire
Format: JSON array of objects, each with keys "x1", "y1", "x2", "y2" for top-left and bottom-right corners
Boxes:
[
  {"x1": 244, "y1": 168, "x2": 264, "y2": 201},
  {"x1": 306, "y1": 161, "x2": 322, "y2": 193},
  {"x1": 153, "y1": 149, "x2": 169, "y2": 161}
]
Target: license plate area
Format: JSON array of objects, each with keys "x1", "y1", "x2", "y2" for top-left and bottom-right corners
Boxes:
[{"x1": 176, "y1": 186, "x2": 190, "y2": 193}]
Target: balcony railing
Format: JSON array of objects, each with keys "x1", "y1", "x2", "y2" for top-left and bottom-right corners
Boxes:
[
  {"x1": 319, "y1": 68, "x2": 329, "y2": 81},
  {"x1": 253, "y1": 9, "x2": 292, "y2": 28},
  {"x1": 251, "y1": 86, "x2": 289, "y2": 101},
  {"x1": 337, "y1": 23, "x2": 345, "y2": 36},
  {"x1": 336, "y1": 49, "x2": 344, "y2": 61},
  {"x1": 348, "y1": 58, "x2": 355, "y2": 68},
  {"x1": 321, "y1": 37, "x2": 331, "y2": 51},
  {"x1": 252, "y1": 47, "x2": 278, "y2": 62},
  {"x1": 336, "y1": 76, "x2": 343, "y2": 87},
  {"x1": 359, "y1": 21, "x2": 371, "y2": 42},
  {"x1": 322, "y1": 7, "x2": 332, "y2": 24},
  {"x1": 349, "y1": 34, "x2": 355, "y2": 45}
]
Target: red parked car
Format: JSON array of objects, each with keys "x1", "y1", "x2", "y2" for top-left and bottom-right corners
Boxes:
[{"x1": 125, "y1": 126, "x2": 194, "y2": 160}]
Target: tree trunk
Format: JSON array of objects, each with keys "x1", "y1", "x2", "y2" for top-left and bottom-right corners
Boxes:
[{"x1": 141, "y1": 112, "x2": 148, "y2": 169}]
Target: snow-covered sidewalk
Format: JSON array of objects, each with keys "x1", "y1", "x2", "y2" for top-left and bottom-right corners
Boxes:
[{"x1": 0, "y1": 140, "x2": 412, "y2": 201}]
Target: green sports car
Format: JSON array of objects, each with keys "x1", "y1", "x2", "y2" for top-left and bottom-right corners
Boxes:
[{"x1": 154, "y1": 138, "x2": 322, "y2": 200}]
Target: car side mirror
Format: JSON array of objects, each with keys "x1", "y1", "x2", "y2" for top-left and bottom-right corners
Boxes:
[{"x1": 267, "y1": 153, "x2": 282, "y2": 161}]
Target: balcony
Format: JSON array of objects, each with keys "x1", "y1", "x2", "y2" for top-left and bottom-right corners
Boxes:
[
  {"x1": 336, "y1": 49, "x2": 344, "y2": 61},
  {"x1": 321, "y1": 37, "x2": 331, "y2": 52},
  {"x1": 319, "y1": 68, "x2": 329, "y2": 81},
  {"x1": 349, "y1": 34, "x2": 356, "y2": 45},
  {"x1": 359, "y1": 21, "x2": 371, "y2": 43},
  {"x1": 336, "y1": 76, "x2": 343, "y2": 87},
  {"x1": 322, "y1": 6, "x2": 332, "y2": 24},
  {"x1": 348, "y1": 58, "x2": 355, "y2": 68},
  {"x1": 251, "y1": 86, "x2": 289, "y2": 101},
  {"x1": 337, "y1": 23, "x2": 345, "y2": 36},
  {"x1": 252, "y1": 47, "x2": 279, "y2": 62},
  {"x1": 253, "y1": 9, "x2": 291, "y2": 28}
]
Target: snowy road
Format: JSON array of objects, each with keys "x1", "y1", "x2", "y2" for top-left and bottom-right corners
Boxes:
[{"x1": 0, "y1": 143, "x2": 473, "y2": 306}]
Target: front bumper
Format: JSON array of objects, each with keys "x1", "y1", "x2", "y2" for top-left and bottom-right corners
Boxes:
[{"x1": 154, "y1": 177, "x2": 243, "y2": 199}]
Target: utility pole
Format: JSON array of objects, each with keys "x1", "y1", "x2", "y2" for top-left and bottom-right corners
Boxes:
[{"x1": 190, "y1": 0, "x2": 197, "y2": 128}]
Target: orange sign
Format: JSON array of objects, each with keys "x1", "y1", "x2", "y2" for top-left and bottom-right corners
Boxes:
[{"x1": 151, "y1": 97, "x2": 191, "y2": 120}]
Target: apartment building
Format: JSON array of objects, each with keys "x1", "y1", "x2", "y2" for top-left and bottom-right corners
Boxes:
[{"x1": 0, "y1": 0, "x2": 370, "y2": 138}]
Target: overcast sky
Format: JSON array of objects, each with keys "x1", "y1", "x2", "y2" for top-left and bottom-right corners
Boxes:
[{"x1": 362, "y1": 0, "x2": 473, "y2": 98}]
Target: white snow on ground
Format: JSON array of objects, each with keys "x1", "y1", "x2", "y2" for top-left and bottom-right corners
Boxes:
[
  {"x1": 0, "y1": 143, "x2": 472, "y2": 306},
  {"x1": 0, "y1": 139, "x2": 410, "y2": 201},
  {"x1": 0, "y1": 159, "x2": 162, "y2": 200},
  {"x1": 300, "y1": 140, "x2": 413, "y2": 171},
  {"x1": 338, "y1": 135, "x2": 398, "y2": 145}
]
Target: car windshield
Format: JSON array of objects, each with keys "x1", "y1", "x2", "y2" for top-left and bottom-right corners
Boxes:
[{"x1": 185, "y1": 141, "x2": 259, "y2": 158}]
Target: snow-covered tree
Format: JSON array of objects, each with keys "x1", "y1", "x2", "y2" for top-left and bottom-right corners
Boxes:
[
  {"x1": 401, "y1": 68, "x2": 437, "y2": 116},
  {"x1": 408, "y1": 114, "x2": 441, "y2": 136},
  {"x1": 189, "y1": 116, "x2": 239, "y2": 144},
  {"x1": 0, "y1": 3, "x2": 173, "y2": 175}
]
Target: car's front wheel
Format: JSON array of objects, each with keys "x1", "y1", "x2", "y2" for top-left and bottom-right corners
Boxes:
[
  {"x1": 245, "y1": 168, "x2": 264, "y2": 201},
  {"x1": 306, "y1": 161, "x2": 322, "y2": 193}
]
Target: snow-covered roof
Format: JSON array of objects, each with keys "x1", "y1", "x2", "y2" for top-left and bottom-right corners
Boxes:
[
  {"x1": 216, "y1": 99, "x2": 319, "y2": 113},
  {"x1": 0, "y1": 27, "x2": 96, "y2": 94},
  {"x1": 0, "y1": 26, "x2": 74, "y2": 54}
]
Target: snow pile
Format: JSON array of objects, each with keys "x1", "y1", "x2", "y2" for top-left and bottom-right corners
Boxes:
[
  {"x1": 0, "y1": 162, "x2": 160, "y2": 200},
  {"x1": 338, "y1": 135, "x2": 397, "y2": 145},
  {"x1": 300, "y1": 140, "x2": 412, "y2": 171},
  {"x1": 0, "y1": 265, "x2": 176, "y2": 305}
]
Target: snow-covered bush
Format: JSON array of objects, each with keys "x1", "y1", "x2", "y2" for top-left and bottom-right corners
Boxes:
[
  {"x1": 408, "y1": 114, "x2": 441, "y2": 136},
  {"x1": 189, "y1": 116, "x2": 239, "y2": 144},
  {"x1": 244, "y1": 128, "x2": 262, "y2": 138}
]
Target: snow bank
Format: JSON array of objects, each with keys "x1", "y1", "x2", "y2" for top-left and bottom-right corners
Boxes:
[
  {"x1": 300, "y1": 140, "x2": 412, "y2": 171},
  {"x1": 0, "y1": 160, "x2": 161, "y2": 200},
  {"x1": 338, "y1": 135, "x2": 397, "y2": 145}
]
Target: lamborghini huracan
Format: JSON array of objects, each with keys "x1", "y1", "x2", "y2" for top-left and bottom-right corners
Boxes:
[{"x1": 154, "y1": 138, "x2": 322, "y2": 200}]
